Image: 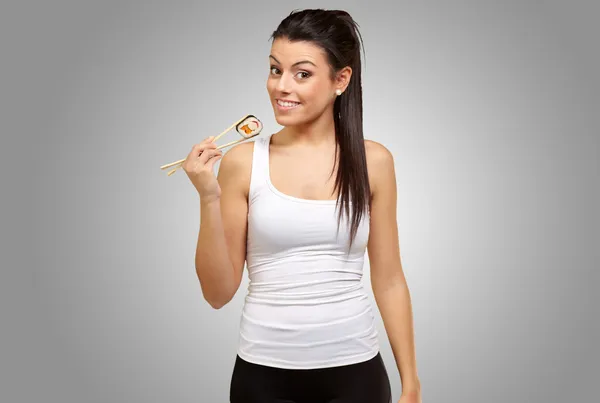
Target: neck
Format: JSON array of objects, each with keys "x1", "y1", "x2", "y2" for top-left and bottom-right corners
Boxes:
[{"x1": 278, "y1": 108, "x2": 337, "y2": 148}]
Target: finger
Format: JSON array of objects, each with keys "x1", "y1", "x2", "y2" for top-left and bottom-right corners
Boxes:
[
  {"x1": 197, "y1": 143, "x2": 218, "y2": 160},
  {"x1": 205, "y1": 149, "x2": 223, "y2": 164},
  {"x1": 183, "y1": 137, "x2": 217, "y2": 170},
  {"x1": 198, "y1": 148, "x2": 222, "y2": 165},
  {"x1": 205, "y1": 154, "x2": 223, "y2": 171},
  {"x1": 190, "y1": 142, "x2": 217, "y2": 158},
  {"x1": 194, "y1": 141, "x2": 217, "y2": 151},
  {"x1": 182, "y1": 147, "x2": 197, "y2": 170}
]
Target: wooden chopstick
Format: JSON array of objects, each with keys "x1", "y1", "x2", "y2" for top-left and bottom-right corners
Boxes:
[
  {"x1": 160, "y1": 115, "x2": 249, "y2": 171},
  {"x1": 161, "y1": 138, "x2": 245, "y2": 172}
]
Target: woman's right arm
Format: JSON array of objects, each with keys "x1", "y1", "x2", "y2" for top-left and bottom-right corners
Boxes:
[{"x1": 192, "y1": 142, "x2": 252, "y2": 309}]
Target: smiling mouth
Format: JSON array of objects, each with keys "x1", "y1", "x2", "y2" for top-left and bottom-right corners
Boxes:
[{"x1": 276, "y1": 99, "x2": 301, "y2": 109}]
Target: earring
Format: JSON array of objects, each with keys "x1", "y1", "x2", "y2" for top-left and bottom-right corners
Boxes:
[{"x1": 335, "y1": 89, "x2": 342, "y2": 96}]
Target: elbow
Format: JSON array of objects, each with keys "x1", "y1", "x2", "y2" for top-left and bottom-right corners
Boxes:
[
  {"x1": 196, "y1": 265, "x2": 239, "y2": 310},
  {"x1": 202, "y1": 288, "x2": 233, "y2": 310},
  {"x1": 196, "y1": 274, "x2": 234, "y2": 311},
  {"x1": 208, "y1": 300, "x2": 225, "y2": 310},
  {"x1": 207, "y1": 296, "x2": 229, "y2": 310},
  {"x1": 371, "y1": 272, "x2": 407, "y2": 295}
]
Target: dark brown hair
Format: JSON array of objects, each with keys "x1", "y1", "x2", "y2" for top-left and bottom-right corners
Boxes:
[{"x1": 270, "y1": 9, "x2": 370, "y2": 248}]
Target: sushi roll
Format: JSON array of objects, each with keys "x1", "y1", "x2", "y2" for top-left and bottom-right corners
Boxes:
[{"x1": 236, "y1": 115, "x2": 263, "y2": 138}]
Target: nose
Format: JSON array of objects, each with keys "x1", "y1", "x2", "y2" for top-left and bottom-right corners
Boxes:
[{"x1": 275, "y1": 71, "x2": 293, "y2": 93}]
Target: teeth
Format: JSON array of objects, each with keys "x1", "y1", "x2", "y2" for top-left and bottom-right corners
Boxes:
[{"x1": 277, "y1": 100, "x2": 300, "y2": 107}]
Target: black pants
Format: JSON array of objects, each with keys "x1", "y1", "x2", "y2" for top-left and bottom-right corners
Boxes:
[{"x1": 229, "y1": 352, "x2": 392, "y2": 403}]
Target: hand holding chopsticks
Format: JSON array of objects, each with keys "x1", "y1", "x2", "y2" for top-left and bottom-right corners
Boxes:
[{"x1": 160, "y1": 114, "x2": 263, "y2": 176}]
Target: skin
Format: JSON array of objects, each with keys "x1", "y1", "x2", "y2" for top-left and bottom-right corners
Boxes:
[{"x1": 184, "y1": 37, "x2": 421, "y2": 402}]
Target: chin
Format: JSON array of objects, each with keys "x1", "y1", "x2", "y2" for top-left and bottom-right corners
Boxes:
[
  {"x1": 274, "y1": 114, "x2": 293, "y2": 126},
  {"x1": 275, "y1": 116, "x2": 309, "y2": 128},
  {"x1": 272, "y1": 111, "x2": 296, "y2": 126},
  {"x1": 273, "y1": 110, "x2": 313, "y2": 127}
]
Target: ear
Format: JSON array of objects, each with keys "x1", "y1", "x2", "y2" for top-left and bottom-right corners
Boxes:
[{"x1": 335, "y1": 66, "x2": 352, "y2": 93}]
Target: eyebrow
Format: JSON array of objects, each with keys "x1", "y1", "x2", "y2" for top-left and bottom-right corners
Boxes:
[{"x1": 269, "y1": 55, "x2": 317, "y2": 67}]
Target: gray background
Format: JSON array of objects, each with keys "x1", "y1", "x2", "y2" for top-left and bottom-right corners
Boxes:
[{"x1": 2, "y1": 0, "x2": 598, "y2": 402}]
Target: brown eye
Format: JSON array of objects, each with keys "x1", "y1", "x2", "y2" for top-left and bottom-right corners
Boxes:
[{"x1": 297, "y1": 71, "x2": 311, "y2": 79}]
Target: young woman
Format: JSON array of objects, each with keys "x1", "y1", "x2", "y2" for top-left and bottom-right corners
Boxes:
[{"x1": 182, "y1": 9, "x2": 421, "y2": 403}]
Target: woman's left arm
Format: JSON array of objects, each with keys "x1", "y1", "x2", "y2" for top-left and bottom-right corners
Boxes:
[{"x1": 366, "y1": 141, "x2": 421, "y2": 402}]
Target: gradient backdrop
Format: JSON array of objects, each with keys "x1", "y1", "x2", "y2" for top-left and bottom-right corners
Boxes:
[{"x1": 2, "y1": 0, "x2": 598, "y2": 402}]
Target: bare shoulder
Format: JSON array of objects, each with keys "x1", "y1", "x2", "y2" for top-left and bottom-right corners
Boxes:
[
  {"x1": 219, "y1": 140, "x2": 255, "y2": 168},
  {"x1": 364, "y1": 139, "x2": 393, "y2": 164},
  {"x1": 217, "y1": 140, "x2": 255, "y2": 196},
  {"x1": 364, "y1": 139, "x2": 395, "y2": 192}
]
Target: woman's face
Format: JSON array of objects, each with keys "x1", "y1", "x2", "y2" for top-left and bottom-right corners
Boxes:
[{"x1": 266, "y1": 38, "x2": 343, "y2": 127}]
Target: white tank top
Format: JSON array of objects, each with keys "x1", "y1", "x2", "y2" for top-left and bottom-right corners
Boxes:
[{"x1": 236, "y1": 134, "x2": 380, "y2": 369}]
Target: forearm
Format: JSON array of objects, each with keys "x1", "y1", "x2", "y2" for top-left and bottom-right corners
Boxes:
[
  {"x1": 195, "y1": 198, "x2": 235, "y2": 308},
  {"x1": 374, "y1": 276, "x2": 421, "y2": 393}
]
